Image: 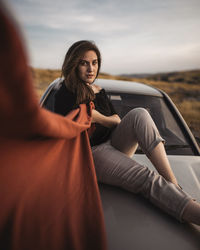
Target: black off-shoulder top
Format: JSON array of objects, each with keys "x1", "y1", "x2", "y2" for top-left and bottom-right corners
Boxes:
[{"x1": 53, "y1": 81, "x2": 117, "y2": 146}]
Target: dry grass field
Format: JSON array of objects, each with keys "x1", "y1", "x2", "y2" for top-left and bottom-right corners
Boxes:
[{"x1": 32, "y1": 68, "x2": 200, "y2": 143}]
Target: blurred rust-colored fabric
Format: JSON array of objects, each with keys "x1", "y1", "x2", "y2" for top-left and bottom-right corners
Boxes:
[{"x1": 0, "y1": 4, "x2": 107, "y2": 250}]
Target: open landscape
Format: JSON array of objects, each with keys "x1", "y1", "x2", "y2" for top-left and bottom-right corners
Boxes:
[{"x1": 32, "y1": 68, "x2": 200, "y2": 145}]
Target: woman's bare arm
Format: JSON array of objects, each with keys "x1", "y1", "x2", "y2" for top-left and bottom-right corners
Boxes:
[
  {"x1": 89, "y1": 84, "x2": 120, "y2": 127},
  {"x1": 92, "y1": 109, "x2": 121, "y2": 128}
]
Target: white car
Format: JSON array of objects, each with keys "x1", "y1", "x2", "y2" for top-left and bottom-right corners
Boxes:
[{"x1": 41, "y1": 78, "x2": 200, "y2": 250}]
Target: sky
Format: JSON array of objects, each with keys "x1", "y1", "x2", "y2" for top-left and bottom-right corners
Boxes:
[{"x1": 6, "y1": 0, "x2": 200, "y2": 75}]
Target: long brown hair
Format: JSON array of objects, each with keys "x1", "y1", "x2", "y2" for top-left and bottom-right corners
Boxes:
[{"x1": 61, "y1": 40, "x2": 101, "y2": 105}]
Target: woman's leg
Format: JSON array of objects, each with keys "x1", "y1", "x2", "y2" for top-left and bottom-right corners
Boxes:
[
  {"x1": 111, "y1": 108, "x2": 178, "y2": 185},
  {"x1": 182, "y1": 200, "x2": 200, "y2": 225},
  {"x1": 105, "y1": 107, "x2": 200, "y2": 224},
  {"x1": 149, "y1": 142, "x2": 178, "y2": 185},
  {"x1": 92, "y1": 141, "x2": 192, "y2": 223}
]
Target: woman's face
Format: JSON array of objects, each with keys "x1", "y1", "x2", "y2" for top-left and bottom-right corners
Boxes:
[{"x1": 78, "y1": 50, "x2": 98, "y2": 85}]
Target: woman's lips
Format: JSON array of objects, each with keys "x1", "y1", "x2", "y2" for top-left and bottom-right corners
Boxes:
[{"x1": 86, "y1": 75, "x2": 94, "y2": 78}]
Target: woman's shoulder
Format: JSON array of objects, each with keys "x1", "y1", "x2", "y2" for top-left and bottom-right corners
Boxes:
[{"x1": 91, "y1": 84, "x2": 102, "y2": 94}]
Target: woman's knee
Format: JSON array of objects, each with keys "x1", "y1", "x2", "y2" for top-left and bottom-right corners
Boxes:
[
  {"x1": 124, "y1": 108, "x2": 152, "y2": 130},
  {"x1": 127, "y1": 108, "x2": 150, "y2": 121}
]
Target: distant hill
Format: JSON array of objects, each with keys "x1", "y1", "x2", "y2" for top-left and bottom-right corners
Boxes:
[{"x1": 120, "y1": 69, "x2": 200, "y2": 85}]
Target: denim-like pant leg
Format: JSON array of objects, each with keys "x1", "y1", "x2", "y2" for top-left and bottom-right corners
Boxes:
[
  {"x1": 111, "y1": 108, "x2": 165, "y2": 157},
  {"x1": 92, "y1": 141, "x2": 191, "y2": 221},
  {"x1": 92, "y1": 108, "x2": 191, "y2": 221}
]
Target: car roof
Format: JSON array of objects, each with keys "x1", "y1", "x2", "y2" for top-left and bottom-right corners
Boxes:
[{"x1": 96, "y1": 78, "x2": 163, "y2": 97}]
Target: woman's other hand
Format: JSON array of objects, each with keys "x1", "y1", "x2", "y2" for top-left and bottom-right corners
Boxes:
[{"x1": 92, "y1": 109, "x2": 121, "y2": 128}]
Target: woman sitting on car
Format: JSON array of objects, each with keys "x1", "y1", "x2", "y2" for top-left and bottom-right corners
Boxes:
[{"x1": 42, "y1": 40, "x2": 200, "y2": 225}]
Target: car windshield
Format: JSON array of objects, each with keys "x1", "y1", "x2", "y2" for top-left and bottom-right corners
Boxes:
[{"x1": 107, "y1": 93, "x2": 194, "y2": 155}]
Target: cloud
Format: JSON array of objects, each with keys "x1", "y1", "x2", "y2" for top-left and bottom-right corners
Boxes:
[{"x1": 7, "y1": 0, "x2": 200, "y2": 74}]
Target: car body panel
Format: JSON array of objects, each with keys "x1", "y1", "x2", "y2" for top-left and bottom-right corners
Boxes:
[
  {"x1": 40, "y1": 78, "x2": 200, "y2": 249},
  {"x1": 95, "y1": 79, "x2": 200, "y2": 249},
  {"x1": 100, "y1": 183, "x2": 200, "y2": 250},
  {"x1": 133, "y1": 155, "x2": 200, "y2": 202},
  {"x1": 99, "y1": 154, "x2": 200, "y2": 250},
  {"x1": 95, "y1": 78, "x2": 163, "y2": 96}
]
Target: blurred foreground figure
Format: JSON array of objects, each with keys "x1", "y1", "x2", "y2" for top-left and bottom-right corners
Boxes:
[{"x1": 0, "y1": 3, "x2": 107, "y2": 250}]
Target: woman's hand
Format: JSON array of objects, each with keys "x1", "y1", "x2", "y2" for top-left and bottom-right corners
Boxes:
[{"x1": 92, "y1": 109, "x2": 121, "y2": 128}]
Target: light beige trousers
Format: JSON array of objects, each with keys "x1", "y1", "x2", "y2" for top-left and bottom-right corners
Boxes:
[{"x1": 92, "y1": 108, "x2": 191, "y2": 221}]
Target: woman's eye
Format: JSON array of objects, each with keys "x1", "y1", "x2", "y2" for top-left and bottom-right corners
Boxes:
[
  {"x1": 80, "y1": 61, "x2": 87, "y2": 66},
  {"x1": 93, "y1": 60, "x2": 98, "y2": 65}
]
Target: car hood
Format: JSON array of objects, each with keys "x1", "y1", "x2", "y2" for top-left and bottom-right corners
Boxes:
[
  {"x1": 134, "y1": 154, "x2": 200, "y2": 202},
  {"x1": 99, "y1": 155, "x2": 200, "y2": 250}
]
